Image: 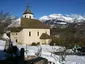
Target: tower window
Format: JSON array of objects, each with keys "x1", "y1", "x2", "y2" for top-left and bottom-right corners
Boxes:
[
  {"x1": 25, "y1": 15, "x2": 26, "y2": 18},
  {"x1": 29, "y1": 16, "x2": 31, "y2": 19},
  {"x1": 37, "y1": 32, "x2": 39, "y2": 36},
  {"x1": 29, "y1": 32, "x2": 31, "y2": 36}
]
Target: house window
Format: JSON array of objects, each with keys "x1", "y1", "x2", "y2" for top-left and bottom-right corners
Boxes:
[
  {"x1": 29, "y1": 32, "x2": 31, "y2": 36},
  {"x1": 29, "y1": 16, "x2": 31, "y2": 19},
  {"x1": 16, "y1": 39, "x2": 17, "y2": 42},
  {"x1": 25, "y1": 15, "x2": 26, "y2": 18},
  {"x1": 37, "y1": 31, "x2": 39, "y2": 36}
]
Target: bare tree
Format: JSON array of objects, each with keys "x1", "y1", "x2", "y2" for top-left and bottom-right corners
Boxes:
[{"x1": 0, "y1": 11, "x2": 16, "y2": 36}]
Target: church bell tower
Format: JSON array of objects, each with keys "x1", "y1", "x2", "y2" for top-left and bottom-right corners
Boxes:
[{"x1": 23, "y1": 5, "x2": 33, "y2": 19}]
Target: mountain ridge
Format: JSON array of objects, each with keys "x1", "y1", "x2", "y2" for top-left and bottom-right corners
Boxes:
[{"x1": 39, "y1": 14, "x2": 85, "y2": 22}]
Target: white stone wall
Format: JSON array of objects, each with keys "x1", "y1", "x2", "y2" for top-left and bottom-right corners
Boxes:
[
  {"x1": 23, "y1": 14, "x2": 33, "y2": 19},
  {"x1": 40, "y1": 39, "x2": 52, "y2": 44},
  {"x1": 10, "y1": 29, "x2": 51, "y2": 45},
  {"x1": 10, "y1": 31, "x2": 22, "y2": 44},
  {"x1": 17, "y1": 31, "x2": 23, "y2": 43},
  {"x1": 21, "y1": 29, "x2": 50, "y2": 45},
  {"x1": 10, "y1": 32, "x2": 19, "y2": 43}
]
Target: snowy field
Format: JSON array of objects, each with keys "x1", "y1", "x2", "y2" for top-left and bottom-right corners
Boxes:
[
  {"x1": 0, "y1": 40, "x2": 85, "y2": 64},
  {"x1": 17, "y1": 44, "x2": 85, "y2": 64}
]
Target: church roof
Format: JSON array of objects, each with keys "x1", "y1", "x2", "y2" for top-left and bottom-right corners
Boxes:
[
  {"x1": 21, "y1": 18, "x2": 50, "y2": 29},
  {"x1": 23, "y1": 5, "x2": 33, "y2": 14},
  {"x1": 7, "y1": 18, "x2": 50, "y2": 32},
  {"x1": 7, "y1": 27, "x2": 22, "y2": 32},
  {"x1": 40, "y1": 33, "x2": 52, "y2": 39}
]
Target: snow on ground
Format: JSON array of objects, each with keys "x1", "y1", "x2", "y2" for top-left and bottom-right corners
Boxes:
[
  {"x1": 19, "y1": 45, "x2": 85, "y2": 64},
  {"x1": 65, "y1": 55, "x2": 85, "y2": 64},
  {"x1": 40, "y1": 45, "x2": 65, "y2": 52},
  {"x1": 0, "y1": 40, "x2": 6, "y2": 50},
  {"x1": 0, "y1": 40, "x2": 7, "y2": 60},
  {"x1": 0, "y1": 40, "x2": 85, "y2": 64}
]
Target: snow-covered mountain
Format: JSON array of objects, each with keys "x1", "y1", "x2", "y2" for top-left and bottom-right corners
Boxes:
[
  {"x1": 8, "y1": 18, "x2": 21, "y2": 27},
  {"x1": 39, "y1": 14, "x2": 85, "y2": 22},
  {"x1": 39, "y1": 14, "x2": 85, "y2": 28}
]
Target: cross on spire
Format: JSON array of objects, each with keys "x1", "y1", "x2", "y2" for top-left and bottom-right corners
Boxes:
[
  {"x1": 27, "y1": 4, "x2": 30, "y2": 9},
  {"x1": 23, "y1": 4, "x2": 33, "y2": 14}
]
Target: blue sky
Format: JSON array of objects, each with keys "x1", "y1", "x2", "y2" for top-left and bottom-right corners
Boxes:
[{"x1": 0, "y1": 0, "x2": 85, "y2": 18}]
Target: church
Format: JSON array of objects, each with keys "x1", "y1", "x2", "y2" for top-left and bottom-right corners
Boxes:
[{"x1": 7, "y1": 5, "x2": 52, "y2": 45}]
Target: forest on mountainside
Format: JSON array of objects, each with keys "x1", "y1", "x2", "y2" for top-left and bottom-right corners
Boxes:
[{"x1": 50, "y1": 21, "x2": 85, "y2": 48}]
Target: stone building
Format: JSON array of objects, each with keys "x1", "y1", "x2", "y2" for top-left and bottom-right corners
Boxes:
[{"x1": 7, "y1": 5, "x2": 52, "y2": 45}]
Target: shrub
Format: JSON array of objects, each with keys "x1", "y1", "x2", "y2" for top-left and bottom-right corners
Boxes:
[
  {"x1": 37, "y1": 42, "x2": 40, "y2": 45},
  {"x1": 31, "y1": 42, "x2": 37, "y2": 46}
]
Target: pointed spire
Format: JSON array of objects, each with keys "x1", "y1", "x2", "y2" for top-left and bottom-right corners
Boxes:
[{"x1": 23, "y1": 4, "x2": 33, "y2": 14}]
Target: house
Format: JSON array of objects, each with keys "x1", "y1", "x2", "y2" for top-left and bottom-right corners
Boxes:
[{"x1": 7, "y1": 5, "x2": 52, "y2": 45}]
